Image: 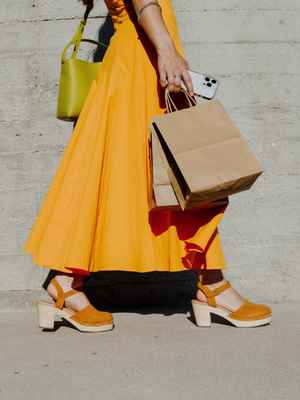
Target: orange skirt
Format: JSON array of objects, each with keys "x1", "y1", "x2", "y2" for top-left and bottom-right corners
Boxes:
[{"x1": 22, "y1": 0, "x2": 228, "y2": 274}]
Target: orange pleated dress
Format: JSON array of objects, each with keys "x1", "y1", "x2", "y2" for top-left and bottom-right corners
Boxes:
[{"x1": 23, "y1": 0, "x2": 228, "y2": 274}]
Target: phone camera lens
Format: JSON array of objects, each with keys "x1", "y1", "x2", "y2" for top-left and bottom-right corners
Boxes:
[
  {"x1": 205, "y1": 77, "x2": 210, "y2": 81},
  {"x1": 211, "y1": 79, "x2": 216, "y2": 84},
  {"x1": 207, "y1": 82, "x2": 212, "y2": 87}
]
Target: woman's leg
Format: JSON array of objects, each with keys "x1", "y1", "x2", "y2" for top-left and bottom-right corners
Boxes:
[
  {"x1": 42, "y1": 266, "x2": 95, "y2": 312},
  {"x1": 46, "y1": 272, "x2": 92, "y2": 311},
  {"x1": 196, "y1": 270, "x2": 244, "y2": 310},
  {"x1": 38, "y1": 270, "x2": 113, "y2": 332}
]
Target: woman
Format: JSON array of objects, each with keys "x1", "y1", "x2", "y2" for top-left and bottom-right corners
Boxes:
[{"x1": 23, "y1": 0, "x2": 272, "y2": 331}]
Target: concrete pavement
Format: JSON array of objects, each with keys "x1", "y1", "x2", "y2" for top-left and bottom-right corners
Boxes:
[{"x1": 0, "y1": 303, "x2": 299, "y2": 400}]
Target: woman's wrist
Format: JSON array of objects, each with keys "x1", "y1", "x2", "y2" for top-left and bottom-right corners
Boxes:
[{"x1": 155, "y1": 34, "x2": 174, "y2": 54}]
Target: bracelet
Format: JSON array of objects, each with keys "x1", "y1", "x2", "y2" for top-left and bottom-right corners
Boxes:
[{"x1": 137, "y1": 1, "x2": 162, "y2": 23}]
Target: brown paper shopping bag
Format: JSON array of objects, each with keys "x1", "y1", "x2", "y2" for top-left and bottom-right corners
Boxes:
[
  {"x1": 151, "y1": 121, "x2": 227, "y2": 210},
  {"x1": 151, "y1": 88, "x2": 263, "y2": 210}
]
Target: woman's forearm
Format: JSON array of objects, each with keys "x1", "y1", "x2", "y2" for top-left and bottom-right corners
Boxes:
[
  {"x1": 131, "y1": 0, "x2": 193, "y2": 94},
  {"x1": 131, "y1": 0, "x2": 174, "y2": 53}
]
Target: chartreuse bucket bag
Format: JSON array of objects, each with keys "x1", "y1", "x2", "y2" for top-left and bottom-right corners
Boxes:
[{"x1": 56, "y1": 7, "x2": 107, "y2": 121}]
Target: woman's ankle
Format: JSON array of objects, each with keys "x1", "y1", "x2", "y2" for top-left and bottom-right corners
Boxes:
[
  {"x1": 46, "y1": 273, "x2": 76, "y2": 300},
  {"x1": 45, "y1": 272, "x2": 86, "y2": 291},
  {"x1": 46, "y1": 273, "x2": 90, "y2": 311},
  {"x1": 196, "y1": 270, "x2": 224, "y2": 303}
]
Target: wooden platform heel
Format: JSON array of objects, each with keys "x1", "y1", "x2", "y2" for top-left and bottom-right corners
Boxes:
[{"x1": 191, "y1": 279, "x2": 272, "y2": 328}]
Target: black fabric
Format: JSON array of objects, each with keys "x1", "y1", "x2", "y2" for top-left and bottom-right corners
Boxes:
[
  {"x1": 42, "y1": 270, "x2": 197, "y2": 311},
  {"x1": 42, "y1": 269, "x2": 58, "y2": 291}
]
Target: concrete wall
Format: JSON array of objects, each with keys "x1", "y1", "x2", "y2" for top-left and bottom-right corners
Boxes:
[{"x1": 0, "y1": 0, "x2": 299, "y2": 304}]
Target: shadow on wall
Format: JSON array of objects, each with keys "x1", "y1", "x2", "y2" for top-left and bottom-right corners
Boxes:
[
  {"x1": 42, "y1": 14, "x2": 197, "y2": 312},
  {"x1": 93, "y1": 14, "x2": 115, "y2": 61}
]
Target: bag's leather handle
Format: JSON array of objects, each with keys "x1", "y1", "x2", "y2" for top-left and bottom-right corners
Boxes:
[
  {"x1": 84, "y1": 4, "x2": 93, "y2": 21},
  {"x1": 61, "y1": 6, "x2": 107, "y2": 63},
  {"x1": 164, "y1": 87, "x2": 197, "y2": 113}
]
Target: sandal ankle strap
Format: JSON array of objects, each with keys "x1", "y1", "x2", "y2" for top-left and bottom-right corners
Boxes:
[
  {"x1": 51, "y1": 277, "x2": 65, "y2": 309},
  {"x1": 50, "y1": 277, "x2": 80, "y2": 309},
  {"x1": 197, "y1": 280, "x2": 231, "y2": 307}
]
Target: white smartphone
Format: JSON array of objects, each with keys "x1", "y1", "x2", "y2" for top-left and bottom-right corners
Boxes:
[{"x1": 181, "y1": 70, "x2": 219, "y2": 99}]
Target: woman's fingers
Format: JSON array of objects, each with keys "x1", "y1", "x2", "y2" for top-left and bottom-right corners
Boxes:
[
  {"x1": 167, "y1": 72, "x2": 174, "y2": 91},
  {"x1": 166, "y1": 70, "x2": 181, "y2": 93},
  {"x1": 157, "y1": 51, "x2": 193, "y2": 94},
  {"x1": 159, "y1": 67, "x2": 168, "y2": 87},
  {"x1": 183, "y1": 57, "x2": 190, "y2": 70},
  {"x1": 174, "y1": 73, "x2": 182, "y2": 88}
]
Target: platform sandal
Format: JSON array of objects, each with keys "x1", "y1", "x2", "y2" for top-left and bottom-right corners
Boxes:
[
  {"x1": 191, "y1": 279, "x2": 272, "y2": 328},
  {"x1": 37, "y1": 277, "x2": 114, "y2": 332}
]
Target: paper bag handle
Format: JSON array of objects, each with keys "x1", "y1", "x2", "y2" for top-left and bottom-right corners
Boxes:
[{"x1": 164, "y1": 87, "x2": 197, "y2": 113}]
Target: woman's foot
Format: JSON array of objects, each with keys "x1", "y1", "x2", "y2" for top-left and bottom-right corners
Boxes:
[
  {"x1": 196, "y1": 279, "x2": 245, "y2": 312},
  {"x1": 38, "y1": 273, "x2": 114, "y2": 332},
  {"x1": 193, "y1": 274, "x2": 272, "y2": 327},
  {"x1": 46, "y1": 274, "x2": 90, "y2": 312}
]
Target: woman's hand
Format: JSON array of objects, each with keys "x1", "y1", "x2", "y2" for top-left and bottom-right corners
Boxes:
[
  {"x1": 157, "y1": 43, "x2": 193, "y2": 95},
  {"x1": 131, "y1": 0, "x2": 194, "y2": 95}
]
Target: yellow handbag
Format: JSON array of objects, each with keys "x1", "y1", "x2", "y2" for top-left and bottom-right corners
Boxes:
[{"x1": 56, "y1": 7, "x2": 107, "y2": 121}]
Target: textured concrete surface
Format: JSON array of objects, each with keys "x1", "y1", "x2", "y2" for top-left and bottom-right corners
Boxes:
[
  {"x1": 0, "y1": 1, "x2": 300, "y2": 302},
  {"x1": 0, "y1": 303, "x2": 299, "y2": 400}
]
